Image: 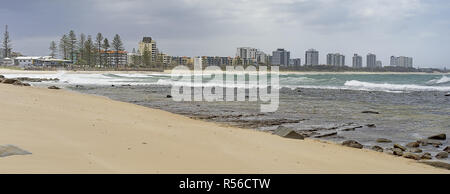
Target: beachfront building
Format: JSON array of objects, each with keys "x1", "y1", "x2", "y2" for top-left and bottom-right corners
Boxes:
[
  {"x1": 305, "y1": 49, "x2": 319, "y2": 66},
  {"x1": 101, "y1": 50, "x2": 128, "y2": 67},
  {"x1": 376, "y1": 60, "x2": 383, "y2": 68},
  {"x1": 289, "y1": 58, "x2": 302, "y2": 67},
  {"x1": 170, "y1": 56, "x2": 193, "y2": 67},
  {"x1": 138, "y1": 37, "x2": 157, "y2": 62},
  {"x1": 201, "y1": 56, "x2": 233, "y2": 66},
  {"x1": 366, "y1": 53, "x2": 377, "y2": 68},
  {"x1": 236, "y1": 47, "x2": 268, "y2": 65},
  {"x1": 271, "y1": 48, "x2": 290, "y2": 66},
  {"x1": 326, "y1": 53, "x2": 345, "y2": 67},
  {"x1": 13, "y1": 56, "x2": 70, "y2": 68},
  {"x1": 352, "y1": 54, "x2": 363, "y2": 68},
  {"x1": 390, "y1": 56, "x2": 413, "y2": 68}
]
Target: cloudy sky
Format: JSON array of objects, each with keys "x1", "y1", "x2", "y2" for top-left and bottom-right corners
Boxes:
[{"x1": 1, "y1": 0, "x2": 449, "y2": 68}]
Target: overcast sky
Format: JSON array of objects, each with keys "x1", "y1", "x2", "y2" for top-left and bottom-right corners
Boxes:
[{"x1": 1, "y1": 0, "x2": 449, "y2": 68}]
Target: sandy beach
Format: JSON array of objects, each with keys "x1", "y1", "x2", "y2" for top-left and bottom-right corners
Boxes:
[{"x1": 0, "y1": 83, "x2": 447, "y2": 174}]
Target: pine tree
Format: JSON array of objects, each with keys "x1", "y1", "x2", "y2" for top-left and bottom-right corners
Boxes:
[
  {"x1": 112, "y1": 34, "x2": 124, "y2": 68},
  {"x1": 68, "y1": 30, "x2": 77, "y2": 62},
  {"x1": 84, "y1": 35, "x2": 95, "y2": 67},
  {"x1": 2, "y1": 24, "x2": 12, "y2": 58},
  {"x1": 49, "y1": 41, "x2": 57, "y2": 58},
  {"x1": 143, "y1": 45, "x2": 151, "y2": 67},
  {"x1": 102, "y1": 38, "x2": 110, "y2": 67},
  {"x1": 78, "y1": 33, "x2": 86, "y2": 64},
  {"x1": 95, "y1": 33, "x2": 103, "y2": 66},
  {"x1": 59, "y1": 34, "x2": 69, "y2": 60}
]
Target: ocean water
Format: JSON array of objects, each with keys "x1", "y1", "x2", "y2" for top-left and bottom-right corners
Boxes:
[
  {"x1": 5, "y1": 72, "x2": 450, "y2": 92},
  {"x1": 4, "y1": 72, "x2": 450, "y2": 163}
]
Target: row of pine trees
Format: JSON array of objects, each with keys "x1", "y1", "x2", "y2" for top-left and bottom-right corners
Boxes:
[{"x1": 50, "y1": 31, "x2": 124, "y2": 67}]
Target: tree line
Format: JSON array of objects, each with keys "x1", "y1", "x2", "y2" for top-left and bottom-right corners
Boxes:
[{"x1": 51, "y1": 30, "x2": 124, "y2": 68}]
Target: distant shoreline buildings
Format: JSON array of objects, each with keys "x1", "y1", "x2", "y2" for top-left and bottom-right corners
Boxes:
[{"x1": 0, "y1": 25, "x2": 421, "y2": 70}]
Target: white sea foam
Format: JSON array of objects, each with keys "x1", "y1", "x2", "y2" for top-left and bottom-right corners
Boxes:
[
  {"x1": 344, "y1": 80, "x2": 450, "y2": 92},
  {"x1": 427, "y1": 75, "x2": 450, "y2": 85}
]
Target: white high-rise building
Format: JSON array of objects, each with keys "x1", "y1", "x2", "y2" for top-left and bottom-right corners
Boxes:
[
  {"x1": 390, "y1": 56, "x2": 413, "y2": 68},
  {"x1": 326, "y1": 53, "x2": 345, "y2": 67},
  {"x1": 305, "y1": 49, "x2": 319, "y2": 66},
  {"x1": 352, "y1": 54, "x2": 363, "y2": 68},
  {"x1": 367, "y1": 53, "x2": 377, "y2": 68}
]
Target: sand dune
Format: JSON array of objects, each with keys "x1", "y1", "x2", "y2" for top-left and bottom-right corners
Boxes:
[{"x1": 0, "y1": 84, "x2": 447, "y2": 173}]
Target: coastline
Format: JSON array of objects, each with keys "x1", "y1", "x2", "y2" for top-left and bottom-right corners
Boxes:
[
  {"x1": 1, "y1": 68, "x2": 448, "y2": 75},
  {"x1": 0, "y1": 84, "x2": 447, "y2": 173}
]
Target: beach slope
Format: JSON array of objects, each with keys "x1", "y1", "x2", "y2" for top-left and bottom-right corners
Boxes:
[{"x1": 0, "y1": 84, "x2": 446, "y2": 173}]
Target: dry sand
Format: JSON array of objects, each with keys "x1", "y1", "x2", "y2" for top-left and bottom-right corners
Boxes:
[{"x1": 0, "y1": 84, "x2": 447, "y2": 173}]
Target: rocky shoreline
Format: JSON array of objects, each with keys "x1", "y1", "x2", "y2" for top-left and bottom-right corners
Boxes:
[{"x1": 2, "y1": 75, "x2": 449, "y2": 170}]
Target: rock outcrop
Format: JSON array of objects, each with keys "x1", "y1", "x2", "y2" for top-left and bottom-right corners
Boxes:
[{"x1": 342, "y1": 140, "x2": 363, "y2": 149}]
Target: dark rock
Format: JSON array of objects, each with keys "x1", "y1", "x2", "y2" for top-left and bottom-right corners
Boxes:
[
  {"x1": 403, "y1": 152, "x2": 421, "y2": 160},
  {"x1": 0, "y1": 75, "x2": 4, "y2": 78},
  {"x1": 0, "y1": 145, "x2": 32, "y2": 157},
  {"x1": 361, "y1": 111, "x2": 380, "y2": 114},
  {"x1": 366, "y1": 124, "x2": 376, "y2": 128},
  {"x1": 273, "y1": 128, "x2": 304, "y2": 140},
  {"x1": 417, "y1": 139, "x2": 442, "y2": 146},
  {"x1": 2, "y1": 78, "x2": 18, "y2": 84},
  {"x1": 421, "y1": 161, "x2": 450, "y2": 170},
  {"x1": 75, "y1": 85, "x2": 84, "y2": 88},
  {"x1": 376, "y1": 138, "x2": 392, "y2": 143},
  {"x1": 371, "y1": 145, "x2": 383, "y2": 152},
  {"x1": 444, "y1": 146, "x2": 449, "y2": 153},
  {"x1": 394, "y1": 144, "x2": 407, "y2": 151},
  {"x1": 314, "y1": 132, "x2": 338, "y2": 138},
  {"x1": 406, "y1": 142, "x2": 420, "y2": 148},
  {"x1": 427, "y1": 133, "x2": 446, "y2": 140},
  {"x1": 445, "y1": 93, "x2": 450, "y2": 97},
  {"x1": 435, "y1": 152, "x2": 448, "y2": 159},
  {"x1": 409, "y1": 148, "x2": 422, "y2": 153},
  {"x1": 420, "y1": 153, "x2": 432, "y2": 160},
  {"x1": 342, "y1": 140, "x2": 363, "y2": 149},
  {"x1": 393, "y1": 148, "x2": 403, "y2": 156},
  {"x1": 48, "y1": 86, "x2": 60, "y2": 90},
  {"x1": 166, "y1": 95, "x2": 172, "y2": 98}
]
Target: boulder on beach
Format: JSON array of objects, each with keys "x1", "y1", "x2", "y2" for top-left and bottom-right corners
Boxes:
[
  {"x1": 427, "y1": 133, "x2": 446, "y2": 140},
  {"x1": 371, "y1": 145, "x2": 383, "y2": 152},
  {"x1": 342, "y1": 140, "x2": 363, "y2": 149},
  {"x1": 444, "y1": 146, "x2": 449, "y2": 153},
  {"x1": 403, "y1": 153, "x2": 421, "y2": 160},
  {"x1": 273, "y1": 127, "x2": 304, "y2": 140},
  {"x1": 409, "y1": 148, "x2": 422, "y2": 153},
  {"x1": 0, "y1": 75, "x2": 4, "y2": 78},
  {"x1": 48, "y1": 86, "x2": 60, "y2": 90},
  {"x1": 2, "y1": 78, "x2": 18, "y2": 84},
  {"x1": 376, "y1": 138, "x2": 392, "y2": 143},
  {"x1": 435, "y1": 152, "x2": 448, "y2": 159},
  {"x1": 394, "y1": 144, "x2": 407, "y2": 151},
  {"x1": 417, "y1": 139, "x2": 442, "y2": 146},
  {"x1": 406, "y1": 142, "x2": 420, "y2": 148},
  {"x1": 366, "y1": 124, "x2": 376, "y2": 128},
  {"x1": 420, "y1": 153, "x2": 432, "y2": 160},
  {"x1": 0, "y1": 145, "x2": 31, "y2": 158},
  {"x1": 393, "y1": 148, "x2": 403, "y2": 156},
  {"x1": 166, "y1": 95, "x2": 172, "y2": 98}
]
